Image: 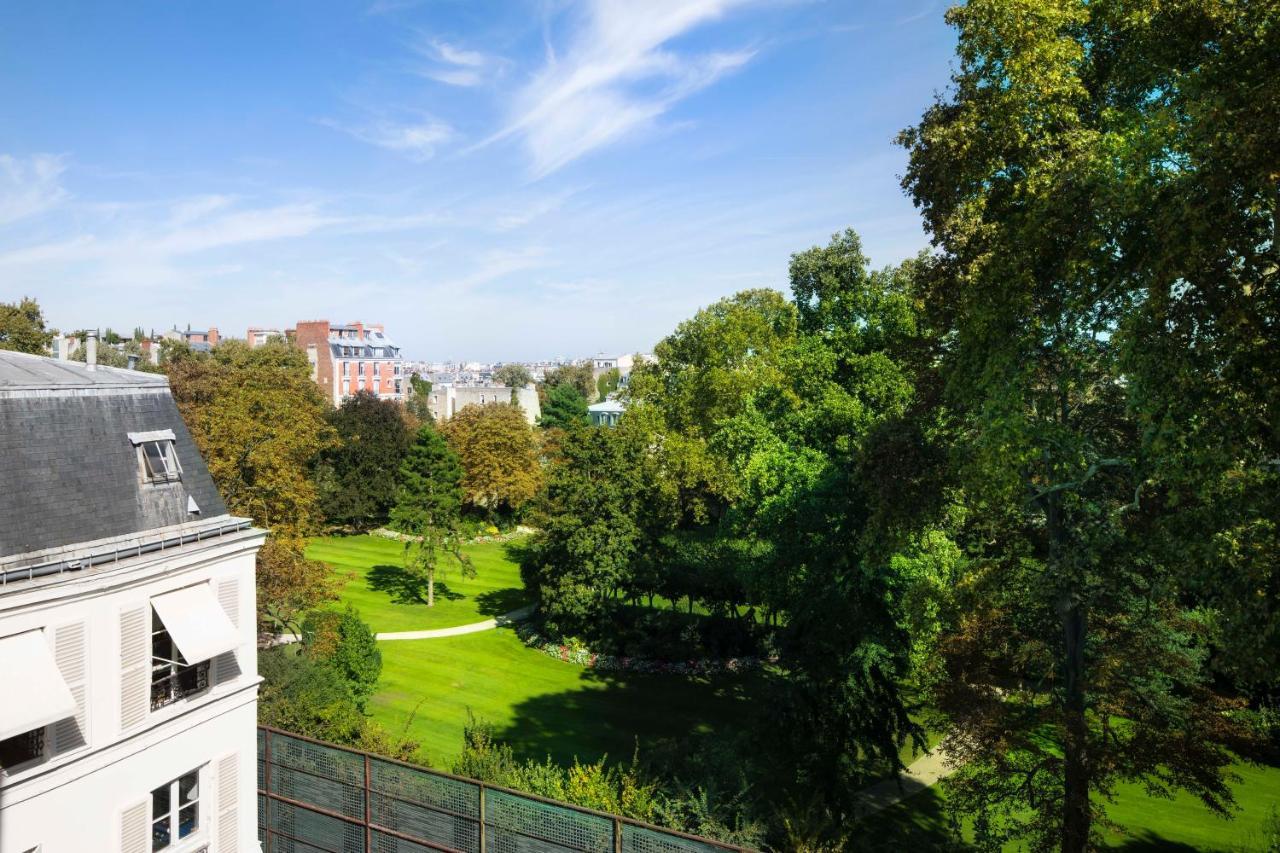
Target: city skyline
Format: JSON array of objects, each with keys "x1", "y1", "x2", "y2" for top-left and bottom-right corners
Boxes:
[{"x1": 0, "y1": 1, "x2": 954, "y2": 360}]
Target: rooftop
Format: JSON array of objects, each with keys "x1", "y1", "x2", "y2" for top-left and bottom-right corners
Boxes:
[{"x1": 0, "y1": 349, "x2": 168, "y2": 395}]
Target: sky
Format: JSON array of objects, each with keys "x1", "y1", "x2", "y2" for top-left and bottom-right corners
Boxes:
[{"x1": 0, "y1": 1, "x2": 956, "y2": 361}]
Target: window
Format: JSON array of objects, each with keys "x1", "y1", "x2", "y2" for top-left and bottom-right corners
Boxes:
[
  {"x1": 342, "y1": 362, "x2": 349, "y2": 377},
  {"x1": 0, "y1": 728, "x2": 44, "y2": 770},
  {"x1": 139, "y1": 440, "x2": 182, "y2": 484},
  {"x1": 152, "y1": 769, "x2": 200, "y2": 850},
  {"x1": 150, "y1": 610, "x2": 208, "y2": 710}
]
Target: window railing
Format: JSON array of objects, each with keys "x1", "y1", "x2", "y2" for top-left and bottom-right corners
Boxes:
[{"x1": 151, "y1": 661, "x2": 209, "y2": 710}]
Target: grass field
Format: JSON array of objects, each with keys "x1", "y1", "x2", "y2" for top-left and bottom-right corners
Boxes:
[
  {"x1": 858, "y1": 756, "x2": 1280, "y2": 851},
  {"x1": 369, "y1": 627, "x2": 759, "y2": 767},
  {"x1": 305, "y1": 535, "x2": 530, "y2": 632}
]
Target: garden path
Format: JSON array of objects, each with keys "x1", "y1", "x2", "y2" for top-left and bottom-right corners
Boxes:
[{"x1": 275, "y1": 604, "x2": 534, "y2": 645}]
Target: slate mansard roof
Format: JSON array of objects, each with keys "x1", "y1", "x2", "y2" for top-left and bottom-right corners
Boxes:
[{"x1": 0, "y1": 349, "x2": 229, "y2": 562}]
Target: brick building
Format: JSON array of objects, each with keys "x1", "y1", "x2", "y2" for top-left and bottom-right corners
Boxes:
[{"x1": 290, "y1": 321, "x2": 404, "y2": 406}]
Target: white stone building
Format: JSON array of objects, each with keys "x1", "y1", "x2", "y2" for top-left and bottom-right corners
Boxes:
[
  {"x1": 427, "y1": 383, "x2": 541, "y2": 425},
  {"x1": 0, "y1": 349, "x2": 264, "y2": 853}
]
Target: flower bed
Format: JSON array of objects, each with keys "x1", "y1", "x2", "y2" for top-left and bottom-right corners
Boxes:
[{"x1": 514, "y1": 623, "x2": 774, "y2": 676}]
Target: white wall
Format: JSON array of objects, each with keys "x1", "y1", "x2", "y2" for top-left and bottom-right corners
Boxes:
[{"x1": 0, "y1": 528, "x2": 263, "y2": 853}]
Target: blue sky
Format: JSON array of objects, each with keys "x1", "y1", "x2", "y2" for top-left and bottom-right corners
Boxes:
[{"x1": 0, "y1": 1, "x2": 955, "y2": 360}]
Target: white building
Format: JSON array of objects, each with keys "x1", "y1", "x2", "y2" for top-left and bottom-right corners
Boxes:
[
  {"x1": 588, "y1": 398, "x2": 626, "y2": 427},
  {"x1": 0, "y1": 349, "x2": 264, "y2": 853},
  {"x1": 428, "y1": 383, "x2": 541, "y2": 425}
]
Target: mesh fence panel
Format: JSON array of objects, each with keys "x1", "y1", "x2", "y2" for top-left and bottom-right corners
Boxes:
[
  {"x1": 486, "y1": 789, "x2": 614, "y2": 852},
  {"x1": 268, "y1": 797, "x2": 366, "y2": 853},
  {"x1": 259, "y1": 729, "x2": 748, "y2": 853},
  {"x1": 371, "y1": 757, "x2": 480, "y2": 818},
  {"x1": 622, "y1": 825, "x2": 728, "y2": 853},
  {"x1": 371, "y1": 791, "x2": 480, "y2": 851}
]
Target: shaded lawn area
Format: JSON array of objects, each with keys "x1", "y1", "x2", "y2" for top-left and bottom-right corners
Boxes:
[
  {"x1": 856, "y1": 756, "x2": 1280, "y2": 851},
  {"x1": 369, "y1": 627, "x2": 760, "y2": 768},
  {"x1": 305, "y1": 534, "x2": 530, "y2": 632}
]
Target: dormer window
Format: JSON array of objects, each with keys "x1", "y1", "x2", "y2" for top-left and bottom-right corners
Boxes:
[{"x1": 128, "y1": 430, "x2": 183, "y2": 484}]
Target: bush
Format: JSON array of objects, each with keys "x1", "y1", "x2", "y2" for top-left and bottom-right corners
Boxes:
[{"x1": 301, "y1": 606, "x2": 382, "y2": 707}]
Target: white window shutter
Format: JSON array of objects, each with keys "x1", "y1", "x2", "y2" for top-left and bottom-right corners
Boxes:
[
  {"x1": 119, "y1": 606, "x2": 149, "y2": 730},
  {"x1": 120, "y1": 799, "x2": 148, "y2": 853},
  {"x1": 216, "y1": 751, "x2": 240, "y2": 853},
  {"x1": 213, "y1": 578, "x2": 241, "y2": 685},
  {"x1": 52, "y1": 621, "x2": 89, "y2": 753}
]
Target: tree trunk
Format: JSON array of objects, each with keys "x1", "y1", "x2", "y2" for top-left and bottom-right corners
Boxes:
[
  {"x1": 1061, "y1": 597, "x2": 1088, "y2": 853},
  {"x1": 427, "y1": 570, "x2": 435, "y2": 607}
]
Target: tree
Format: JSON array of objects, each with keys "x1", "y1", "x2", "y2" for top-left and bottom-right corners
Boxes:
[
  {"x1": 493, "y1": 363, "x2": 533, "y2": 389},
  {"x1": 0, "y1": 297, "x2": 54, "y2": 355},
  {"x1": 301, "y1": 606, "x2": 382, "y2": 707},
  {"x1": 390, "y1": 424, "x2": 473, "y2": 607},
  {"x1": 538, "y1": 382, "x2": 590, "y2": 431},
  {"x1": 899, "y1": 2, "x2": 1259, "y2": 847},
  {"x1": 319, "y1": 391, "x2": 414, "y2": 530},
  {"x1": 541, "y1": 362, "x2": 596, "y2": 403},
  {"x1": 441, "y1": 404, "x2": 541, "y2": 518},
  {"x1": 522, "y1": 426, "x2": 644, "y2": 637},
  {"x1": 167, "y1": 339, "x2": 337, "y2": 632},
  {"x1": 405, "y1": 374, "x2": 434, "y2": 423},
  {"x1": 595, "y1": 367, "x2": 620, "y2": 402}
]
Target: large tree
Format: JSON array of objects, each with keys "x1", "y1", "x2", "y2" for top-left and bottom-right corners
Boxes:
[
  {"x1": 167, "y1": 339, "x2": 337, "y2": 632},
  {"x1": 390, "y1": 424, "x2": 473, "y2": 607},
  {"x1": 319, "y1": 391, "x2": 414, "y2": 530},
  {"x1": 0, "y1": 297, "x2": 54, "y2": 355},
  {"x1": 538, "y1": 382, "x2": 590, "y2": 431},
  {"x1": 899, "y1": 1, "x2": 1264, "y2": 848},
  {"x1": 541, "y1": 361, "x2": 597, "y2": 403},
  {"x1": 492, "y1": 363, "x2": 533, "y2": 389},
  {"x1": 441, "y1": 403, "x2": 541, "y2": 518}
]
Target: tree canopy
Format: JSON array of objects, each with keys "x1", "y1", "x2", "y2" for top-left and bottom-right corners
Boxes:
[
  {"x1": 441, "y1": 403, "x2": 541, "y2": 518},
  {"x1": 0, "y1": 297, "x2": 54, "y2": 355},
  {"x1": 538, "y1": 382, "x2": 590, "y2": 431},
  {"x1": 493, "y1": 363, "x2": 533, "y2": 388},
  {"x1": 318, "y1": 391, "x2": 414, "y2": 530}
]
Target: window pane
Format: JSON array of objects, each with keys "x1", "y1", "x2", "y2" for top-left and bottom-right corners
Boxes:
[
  {"x1": 152, "y1": 784, "x2": 170, "y2": 817},
  {"x1": 151, "y1": 817, "x2": 171, "y2": 851},
  {"x1": 143, "y1": 442, "x2": 168, "y2": 477},
  {"x1": 178, "y1": 804, "x2": 198, "y2": 838},
  {"x1": 179, "y1": 771, "x2": 198, "y2": 804}
]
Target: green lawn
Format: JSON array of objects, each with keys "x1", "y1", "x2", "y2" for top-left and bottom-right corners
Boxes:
[
  {"x1": 369, "y1": 627, "x2": 759, "y2": 768},
  {"x1": 857, "y1": 757, "x2": 1280, "y2": 851},
  {"x1": 305, "y1": 535, "x2": 530, "y2": 632}
]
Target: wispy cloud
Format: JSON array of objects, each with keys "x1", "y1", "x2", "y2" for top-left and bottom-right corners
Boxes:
[
  {"x1": 413, "y1": 38, "x2": 500, "y2": 88},
  {"x1": 442, "y1": 246, "x2": 548, "y2": 291},
  {"x1": 323, "y1": 116, "x2": 454, "y2": 161},
  {"x1": 478, "y1": 0, "x2": 758, "y2": 178},
  {"x1": 0, "y1": 153, "x2": 70, "y2": 225}
]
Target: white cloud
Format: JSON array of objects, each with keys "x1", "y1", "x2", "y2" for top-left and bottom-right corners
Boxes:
[
  {"x1": 414, "y1": 39, "x2": 499, "y2": 88},
  {"x1": 326, "y1": 117, "x2": 454, "y2": 161},
  {"x1": 442, "y1": 246, "x2": 548, "y2": 291},
  {"x1": 480, "y1": 0, "x2": 757, "y2": 177},
  {"x1": 0, "y1": 153, "x2": 69, "y2": 225}
]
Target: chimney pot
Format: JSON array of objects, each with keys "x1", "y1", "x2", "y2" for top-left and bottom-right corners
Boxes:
[{"x1": 85, "y1": 330, "x2": 98, "y2": 371}]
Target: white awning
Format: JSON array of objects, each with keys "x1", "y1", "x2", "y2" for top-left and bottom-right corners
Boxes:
[
  {"x1": 152, "y1": 584, "x2": 238, "y2": 664},
  {"x1": 0, "y1": 630, "x2": 77, "y2": 741}
]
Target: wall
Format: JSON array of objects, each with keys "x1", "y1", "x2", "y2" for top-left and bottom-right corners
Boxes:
[
  {"x1": 428, "y1": 385, "x2": 541, "y2": 425},
  {"x1": 0, "y1": 531, "x2": 263, "y2": 853},
  {"x1": 291, "y1": 321, "x2": 336, "y2": 406}
]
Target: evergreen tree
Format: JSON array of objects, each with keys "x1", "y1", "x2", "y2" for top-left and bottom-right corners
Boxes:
[
  {"x1": 391, "y1": 424, "x2": 473, "y2": 606},
  {"x1": 319, "y1": 391, "x2": 414, "y2": 530},
  {"x1": 538, "y1": 382, "x2": 590, "y2": 431}
]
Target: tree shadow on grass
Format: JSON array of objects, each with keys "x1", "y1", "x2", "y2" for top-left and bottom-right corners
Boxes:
[
  {"x1": 502, "y1": 539, "x2": 534, "y2": 566},
  {"x1": 474, "y1": 587, "x2": 530, "y2": 618},
  {"x1": 1108, "y1": 832, "x2": 1205, "y2": 852},
  {"x1": 367, "y1": 564, "x2": 465, "y2": 605}
]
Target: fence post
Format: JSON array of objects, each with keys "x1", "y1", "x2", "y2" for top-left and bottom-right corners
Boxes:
[
  {"x1": 614, "y1": 816, "x2": 623, "y2": 853},
  {"x1": 262, "y1": 729, "x2": 273, "y2": 853},
  {"x1": 365, "y1": 752, "x2": 373, "y2": 853},
  {"x1": 479, "y1": 782, "x2": 487, "y2": 853}
]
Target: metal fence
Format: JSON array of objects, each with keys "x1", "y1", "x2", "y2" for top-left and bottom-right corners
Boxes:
[{"x1": 257, "y1": 726, "x2": 754, "y2": 853}]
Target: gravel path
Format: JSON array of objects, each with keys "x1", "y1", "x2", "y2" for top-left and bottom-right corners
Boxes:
[
  {"x1": 275, "y1": 604, "x2": 535, "y2": 645},
  {"x1": 852, "y1": 744, "x2": 954, "y2": 817}
]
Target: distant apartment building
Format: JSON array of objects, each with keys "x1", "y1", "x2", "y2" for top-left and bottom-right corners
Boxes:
[
  {"x1": 592, "y1": 352, "x2": 651, "y2": 387},
  {"x1": 245, "y1": 327, "x2": 285, "y2": 348},
  {"x1": 428, "y1": 384, "x2": 541, "y2": 425},
  {"x1": 0, "y1": 347, "x2": 263, "y2": 852},
  {"x1": 163, "y1": 326, "x2": 221, "y2": 353},
  {"x1": 291, "y1": 320, "x2": 404, "y2": 406}
]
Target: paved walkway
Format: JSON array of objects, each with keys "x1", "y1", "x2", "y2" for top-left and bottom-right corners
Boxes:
[
  {"x1": 852, "y1": 744, "x2": 954, "y2": 817},
  {"x1": 275, "y1": 604, "x2": 535, "y2": 645}
]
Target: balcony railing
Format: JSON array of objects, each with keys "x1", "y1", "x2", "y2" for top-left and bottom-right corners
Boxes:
[
  {"x1": 151, "y1": 661, "x2": 209, "y2": 710},
  {"x1": 257, "y1": 726, "x2": 753, "y2": 853}
]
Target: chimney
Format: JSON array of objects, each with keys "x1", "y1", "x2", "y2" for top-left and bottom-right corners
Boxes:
[
  {"x1": 85, "y1": 330, "x2": 98, "y2": 371},
  {"x1": 57, "y1": 335, "x2": 69, "y2": 361},
  {"x1": 126, "y1": 353, "x2": 140, "y2": 370}
]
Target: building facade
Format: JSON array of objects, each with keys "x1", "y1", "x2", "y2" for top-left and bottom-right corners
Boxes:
[
  {"x1": 291, "y1": 320, "x2": 404, "y2": 406},
  {"x1": 245, "y1": 328, "x2": 284, "y2": 348},
  {"x1": 427, "y1": 383, "x2": 541, "y2": 425},
  {"x1": 0, "y1": 349, "x2": 264, "y2": 853},
  {"x1": 163, "y1": 327, "x2": 221, "y2": 353}
]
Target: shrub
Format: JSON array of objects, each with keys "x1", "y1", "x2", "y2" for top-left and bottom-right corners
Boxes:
[{"x1": 301, "y1": 606, "x2": 382, "y2": 707}]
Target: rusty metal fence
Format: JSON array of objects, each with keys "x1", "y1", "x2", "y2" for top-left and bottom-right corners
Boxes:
[{"x1": 257, "y1": 726, "x2": 753, "y2": 853}]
